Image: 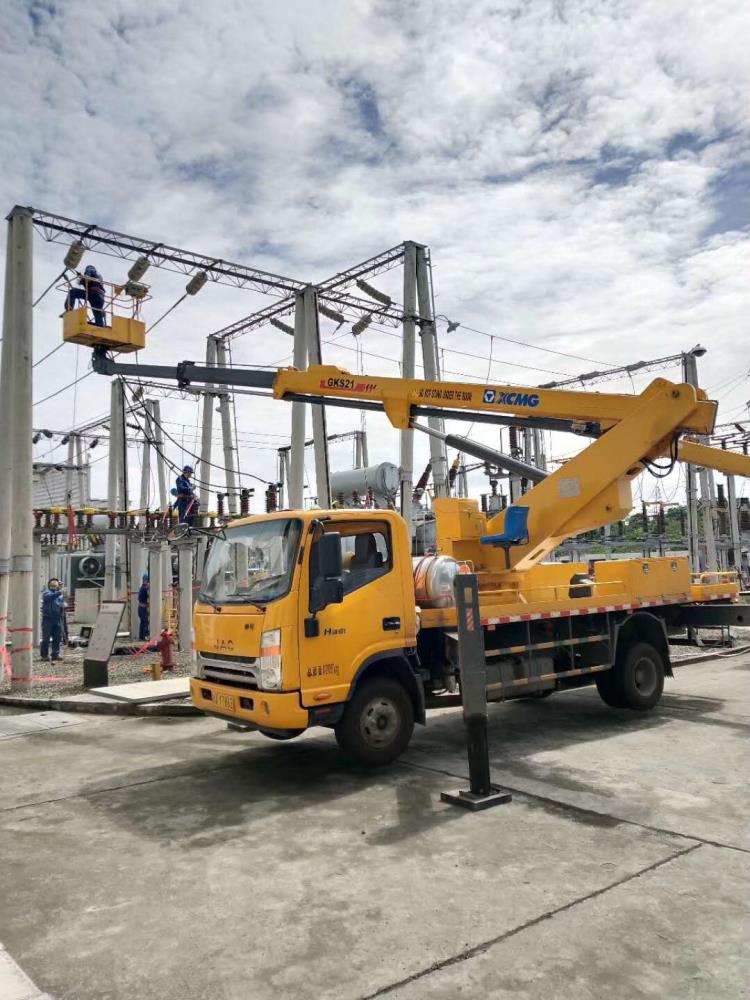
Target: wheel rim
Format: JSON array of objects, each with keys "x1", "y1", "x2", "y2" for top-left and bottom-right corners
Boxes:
[
  {"x1": 359, "y1": 697, "x2": 400, "y2": 749},
  {"x1": 633, "y1": 656, "x2": 658, "y2": 697}
]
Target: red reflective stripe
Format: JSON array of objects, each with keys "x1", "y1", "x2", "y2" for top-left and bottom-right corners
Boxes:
[
  {"x1": 11, "y1": 643, "x2": 34, "y2": 653},
  {"x1": 8, "y1": 626, "x2": 33, "y2": 633}
]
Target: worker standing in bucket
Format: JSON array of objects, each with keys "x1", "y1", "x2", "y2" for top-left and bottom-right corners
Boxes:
[
  {"x1": 40, "y1": 578, "x2": 66, "y2": 662},
  {"x1": 63, "y1": 264, "x2": 107, "y2": 328},
  {"x1": 174, "y1": 465, "x2": 197, "y2": 525},
  {"x1": 137, "y1": 574, "x2": 150, "y2": 641}
]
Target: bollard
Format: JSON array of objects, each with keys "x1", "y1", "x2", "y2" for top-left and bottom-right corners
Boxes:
[{"x1": 441, "y1": 573, "x2": 512, "y2": 811}]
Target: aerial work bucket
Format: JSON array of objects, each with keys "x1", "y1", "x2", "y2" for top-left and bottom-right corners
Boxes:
[{"x1": 61, "y1": 273, "x2": 150, "y2": 354}]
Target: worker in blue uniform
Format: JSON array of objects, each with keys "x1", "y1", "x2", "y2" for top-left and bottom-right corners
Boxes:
[
  {"x1": 64, "y1": 264, "x2": 107, "y2": 327},
  {"x1": 174, "y1": 466, "x2": 197, "y2": 524},
  {"x1": 40, "y1": 578, "x2": 66, "y2": 662},
  {"x1": 137, "y1": 574, "x2": 150, "y2": 641}
]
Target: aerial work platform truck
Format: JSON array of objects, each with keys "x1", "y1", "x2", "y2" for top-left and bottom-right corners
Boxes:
[{"x1": 87, "y1": 340, "x2": 750, "y2": 766}]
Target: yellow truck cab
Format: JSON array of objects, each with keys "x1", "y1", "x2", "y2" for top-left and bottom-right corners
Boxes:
[{"x1": 190, "y1": 509, "x2": 425, "y2": 765}]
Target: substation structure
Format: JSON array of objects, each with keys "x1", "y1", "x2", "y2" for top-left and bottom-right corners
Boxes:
[{"x1": 1, "y1": 205, "x2": 748, "y2": 685}]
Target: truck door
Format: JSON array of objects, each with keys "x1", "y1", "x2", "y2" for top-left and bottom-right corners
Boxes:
[{"x1": 299, "y1": 518, "x2": 406, "y2": 706}]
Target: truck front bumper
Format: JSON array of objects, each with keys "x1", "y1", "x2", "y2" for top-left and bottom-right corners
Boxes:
[{"x1": 190, "y1": 678, "x2": 309, "y2": 731}]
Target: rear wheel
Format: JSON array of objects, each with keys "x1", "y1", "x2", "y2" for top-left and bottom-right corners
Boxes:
[
  {"x1": 597, "y1": 641, "x2": 664, "y2": 711},
  {"x1": 335, "y1": 677, "x2": 414, "y2": 766}
]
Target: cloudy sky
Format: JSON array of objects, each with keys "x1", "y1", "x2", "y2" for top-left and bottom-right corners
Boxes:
[{"x1": 2, "y1": 0, "x2": 749, "y2": 509}]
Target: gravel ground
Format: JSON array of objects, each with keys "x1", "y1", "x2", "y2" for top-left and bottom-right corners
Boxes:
[{"x1": 0, "y1": 643, "x2": 194, "y2": 698}]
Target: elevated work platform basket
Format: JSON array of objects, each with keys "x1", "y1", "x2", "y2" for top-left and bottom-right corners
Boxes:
[{"x1": 63, "y1": 308, "x2": 146, "y2": 354}]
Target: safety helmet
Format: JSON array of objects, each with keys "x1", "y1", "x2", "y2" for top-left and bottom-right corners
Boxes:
[
  {"x1": 84, "y1": 265, "x2": 100, "y2": 277},
  {"x1": 142, "y1": 573, "x2": 149, "y2": 581},
  {"x1": 182, "y1": 465, "x2": 194, "y2": 474}
]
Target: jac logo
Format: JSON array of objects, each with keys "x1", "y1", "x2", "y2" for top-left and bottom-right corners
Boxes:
[
  {"x1": 483, "y1": 389, "x2": 540, "y2": 408},
  {"x1": 213, "y1": 639, "x2": 234, "y2": 652}
]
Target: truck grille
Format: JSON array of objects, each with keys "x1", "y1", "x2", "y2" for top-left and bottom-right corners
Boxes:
[{"x1": 197, "y1": 653, "x2": 260, "y2": 689}]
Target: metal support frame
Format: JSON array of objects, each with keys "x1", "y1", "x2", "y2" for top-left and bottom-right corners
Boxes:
[{"x1": 441, "y1": 573, "x2": 512, "y2": 811}]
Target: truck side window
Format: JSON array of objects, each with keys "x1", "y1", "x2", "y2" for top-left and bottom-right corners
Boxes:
[{"x1": 325, "y1": 521, "x2": 392, "y2": 596}]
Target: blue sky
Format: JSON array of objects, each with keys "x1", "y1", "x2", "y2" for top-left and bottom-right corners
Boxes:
[{"x1": 1, "y1": 0, "x2": 749, "y2": 504}]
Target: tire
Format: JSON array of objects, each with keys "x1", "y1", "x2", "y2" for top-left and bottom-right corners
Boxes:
[
  {"x1": 597, "y1": 641, "x2": 664, "y2": 711},
  {"x1": 616, "y1": 641, "x2": 664, "y2": 710},
  {"x1": 335, "y1": 677, "x2": 415, "y2": 766},
  {"x1": 595, "y1": 668, "x2": 626, "y2": 708}
]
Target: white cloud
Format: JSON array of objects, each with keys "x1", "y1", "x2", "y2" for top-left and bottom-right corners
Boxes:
[{"x1": 1, "y1": 0, "x2": 748, "y2": 504}]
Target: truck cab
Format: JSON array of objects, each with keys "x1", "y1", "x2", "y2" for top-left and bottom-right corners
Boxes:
[{"x1": 190, "y1": 509, "x2": 424, "y2": 765}]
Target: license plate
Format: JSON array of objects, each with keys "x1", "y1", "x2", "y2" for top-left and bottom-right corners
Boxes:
[{"x1": 215, "y1": 692, "x2": 237, "y2": 713}]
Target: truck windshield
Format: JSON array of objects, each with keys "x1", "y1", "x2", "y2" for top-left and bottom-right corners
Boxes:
[{"x1": 199, "y1": 518, "x2": 302, "y2": 605}]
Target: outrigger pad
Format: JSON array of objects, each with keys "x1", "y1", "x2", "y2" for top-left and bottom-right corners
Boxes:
[{"x1": 440, "y1": 786, "x2": 513, "y2": 811}]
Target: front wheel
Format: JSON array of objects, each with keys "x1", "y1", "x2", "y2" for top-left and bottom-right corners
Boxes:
[{"x1": 335, "y1": 677, "x2": 414, "y2": 766}]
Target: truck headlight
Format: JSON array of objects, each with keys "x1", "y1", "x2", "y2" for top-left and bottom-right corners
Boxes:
[{"x1": 259, "y1": 628, "x2": 282, "y2": 690}]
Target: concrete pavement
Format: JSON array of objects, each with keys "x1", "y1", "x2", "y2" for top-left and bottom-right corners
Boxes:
[{"x1": 0, "y1": 654, "x2": 747, "y2": 999}]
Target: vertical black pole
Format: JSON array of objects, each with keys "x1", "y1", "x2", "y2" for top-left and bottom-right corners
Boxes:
[{"x1": 441, "y1": 573, "x2": 511, "y2": 811}]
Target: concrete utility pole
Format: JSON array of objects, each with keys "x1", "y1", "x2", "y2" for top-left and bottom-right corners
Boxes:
[
  {"x1": 64, "y1": 435, "x2": 76, "y2": 503},
  {"x1": 726, "y1": 473, "x2": 741, "y2": 570},
  {"x1": 682, "y1": 348, "x2": 717, "y2": 572},
  {"x1": 0, "y1": 216, "x2": 18, "y2": 656},
  {"x1": 278, "y1": 449, "x2": 290, "y2": 510},
  {"x1": 139, "y1": 401, "x2": 152, "y2": 519},
  {"x1": 304, "y1": 285, "x2": 331, "y2": 508},
  {"x1": 148, "y1": 542, "x2": 164, "y2": 638},
  {"x1": 415, "y1": 246, "x2": 448, "y2": 498},
  {"x1": 176, "y1": 540, "x2": 194, "y2": 653},
  {"x1": 149, "y1": 400, "x2": 168, "y2": 511},
  {"x1": 129, "y1": 540, "x2": 142, "y2": 641},
  {"x1": 216, "y1": 340, "x2": 239, "y2": 516},
  {"x1": 289, "y1": 291, "x2": 308, "y2": 509},
  {"x1": 74, "y1": 434, "x2": 87, "y2": 506},
  {"x1": 199, "y1": 336, "x2": 218, "y2": 514},
  {"x1": 104, "y1": 380, "x2": 122, "y2": 601},
  {"x1": 5, "y1": 208, "x2": 34, "y2": 681},
  {"x1": 400, "y1": 242, "x2": 418, "y2": 534}
]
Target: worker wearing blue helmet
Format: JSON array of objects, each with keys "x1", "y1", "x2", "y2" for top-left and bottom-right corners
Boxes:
[
  {"x1": 137, "y1": 573, "x2": 150, "y2": 641},
  {"x1": 174, "y1": 465, "x2": 197, "y2": 525},
  {"x1": 64, "y1": 264, "x2": 107, "y2": 328}
]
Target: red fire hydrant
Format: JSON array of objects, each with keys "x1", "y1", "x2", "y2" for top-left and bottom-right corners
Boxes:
[{"x1": 155, "y1": 629, "x2": 176, "y2": 672}]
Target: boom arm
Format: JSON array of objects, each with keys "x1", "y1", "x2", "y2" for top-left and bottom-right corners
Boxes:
[{"x1": 91, "y1": 352, "x2": 749, "y2": 570}]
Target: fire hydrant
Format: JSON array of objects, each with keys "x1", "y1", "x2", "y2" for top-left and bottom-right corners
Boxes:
[{"x1": 155, "y1": 629, "x2": 176, "y2": 674}]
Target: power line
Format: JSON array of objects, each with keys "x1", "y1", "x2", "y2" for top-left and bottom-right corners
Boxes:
[
  {"x1": 121, "y1": 379, "x2": 272, "y2": 487},
  {"x1": 450, "y1": 321, "x2": 615, "y2": 368},
  {"x1": 33, "y1": 370, "x2": 93, "y2": 407}
]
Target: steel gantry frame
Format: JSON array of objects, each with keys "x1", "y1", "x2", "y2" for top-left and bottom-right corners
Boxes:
[{"x1": 3, "y1": 206, "x2": 444, "y2": 685}]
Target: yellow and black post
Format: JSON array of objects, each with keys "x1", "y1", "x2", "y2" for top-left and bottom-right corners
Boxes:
[{"x1": 441, "y1": 573, "x2": 512, "y2": 811}]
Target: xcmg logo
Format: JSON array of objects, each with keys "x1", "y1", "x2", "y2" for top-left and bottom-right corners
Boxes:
[{"x1": 483, "y1": 389, "x2": 541, "y2": 408}]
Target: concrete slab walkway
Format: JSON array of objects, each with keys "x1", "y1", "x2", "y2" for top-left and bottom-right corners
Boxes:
[{"x1": 0, "y1": 655, "x2": 747, "y2": 999}]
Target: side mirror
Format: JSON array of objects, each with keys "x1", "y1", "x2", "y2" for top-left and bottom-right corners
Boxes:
[{"x1": 309, "y1": 531, "x2": 344, "y2": 617}]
